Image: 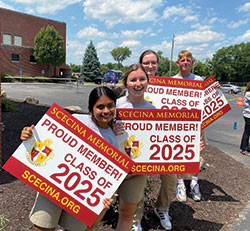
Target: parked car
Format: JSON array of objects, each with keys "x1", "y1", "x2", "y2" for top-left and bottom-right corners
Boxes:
[
  {"x1": 103, "y1": 70, "x2": 121, "y2": 83},
  {"x1": 221, "y1": 84, "x2": 242, "y2": 94},
  {"x1": 103, "y1": 76, "x2": 118, "y2": 83}
]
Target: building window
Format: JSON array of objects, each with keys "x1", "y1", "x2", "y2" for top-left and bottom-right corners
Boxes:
[
  {"x1": 14, "y1": 35, "x2": 22, "y2": 46},
  {"x1": 3, "y1": 33, "x2": 12, "y2": 45},
  {"x1": 30, "y1": 55, "x2": 37, "y2": 63},
  {"x1": 11, "y1": 54, "x2": 19, "y2": 62}
]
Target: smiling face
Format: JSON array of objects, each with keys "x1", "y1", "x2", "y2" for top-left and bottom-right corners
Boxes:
[
  {"x1": 91, "y1": 95, "x2": 115, "y2": 128},
  {"x1": 141, "y1": 53, "x2": 159, "y2": 76},
  {"x1": 126, "y1": 68, "x2": 148, "y2": 104},
  {"x1": 176, "y1": 55, "x2": 194, "y2": 76}
]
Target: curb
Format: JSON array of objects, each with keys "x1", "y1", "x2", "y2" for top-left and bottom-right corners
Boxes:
[{"x1": 229, "y1": 200, "x2": 250, "y2": 231}]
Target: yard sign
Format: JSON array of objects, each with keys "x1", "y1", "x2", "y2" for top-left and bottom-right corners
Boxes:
[
  {"x1": 3, "y1": 103, "x2": 133, "y2": 227},
  {"x1": 116, "y1": 108, "x2": 202, "y2": 175}
]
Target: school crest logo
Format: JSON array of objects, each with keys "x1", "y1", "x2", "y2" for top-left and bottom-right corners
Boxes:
[
  {"x1": 26, "y1": 139, "x2": 55, "y2": 166},
  {"x1": 120, "y1": 135, "x2": 142, "y2": 159}
]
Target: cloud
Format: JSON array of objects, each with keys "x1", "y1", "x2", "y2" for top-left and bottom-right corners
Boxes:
[
  {"x1": 227, "y1": 19, "x2": 249, "y2": 29},
  {"x1": 120, "y1": 40, "x2": 141, "y2": 47},
  {"x1": 0, "y1": 1, "x2": 15, "y2": 9},
  {"x1": 76, "y1": 27, "x2": 107, "y2": 38},
  {"x1": 121, "y1": 28, "x2": 151, "y2": 38},
  {"x1": 67, "y1": 40, "x2": 86, "y2": 50},
  {"x1": 150, "y1": 41, "x2": 172, "y2": 53},
  {"x1": 11, "y1": 0, "x2": 80, "y2": 14},
  {"x1": 238, "y1": 2, "x2": 250, "y2": 12},
  {"x1": 175, "y1": 30, "x2": 225, "y2": 44},
  {"x1": 83, "y1": 0, "x2": 162, "y2": 27},
  {"x1": 191, "y1": 23, "x2": 212, "y2": 31},
  {"x1": 96, "y1": 40, "x2": 115, "y2": 53},
  {"x1": 66, "y1": 40, "x2": 88, "y2": 64},
  {"x1": 163, "y1": 5, "x2": 199, "y2": 23},
  {"x1": 234, "y1": 29, "x2": 250, "y2": 43},
  {"x1": 208, "y1": 17, "x2": 218, "y2": 24},
  {"x1": 183, "y1": 15, "x2": 199, "y2": 22},
  {"x1": 150, "y1": 33, "x2": 157, "y2": 37}
]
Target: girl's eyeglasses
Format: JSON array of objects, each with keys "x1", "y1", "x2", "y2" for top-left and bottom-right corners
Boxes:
[{"x1": 142, "y1": 61, "x2": 158, "y2": 66}]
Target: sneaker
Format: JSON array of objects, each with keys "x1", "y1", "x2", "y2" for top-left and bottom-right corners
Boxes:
[
  {"x1": 191, "y1": 183, "x2": 201, "y2": 201},
  {"x1": 131, "y1": 224, "x2": 142, "y2": 231},
  {"x1": 154, "y1": 208, "x2": 172, "y2": 230},
  {"x1": 176, "y1": 185, "x2": 187, "y2": 202}
]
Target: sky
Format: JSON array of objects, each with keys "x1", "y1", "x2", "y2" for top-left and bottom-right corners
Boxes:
[{"x1": 1, "y1": 0, "x2": 250, "y2": 66}]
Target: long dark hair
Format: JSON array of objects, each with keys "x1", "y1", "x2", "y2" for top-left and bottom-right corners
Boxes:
[{"x1": 88, "y1": 86, "x2": 116, "y2": 112}]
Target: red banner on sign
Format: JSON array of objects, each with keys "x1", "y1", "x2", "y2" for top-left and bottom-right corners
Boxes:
[
  {"x1": 149, "y1": 76, "x2": 205, "y2": 90},
  {"x1": 4, "y1": 156, "x2": 97, "y2": 226},
  {"x1": 130, "y1": 162, "x2": 200, "y2": 174},
  {"x1": 116, "y1": 108, "x2": 202, "y2": 121}
]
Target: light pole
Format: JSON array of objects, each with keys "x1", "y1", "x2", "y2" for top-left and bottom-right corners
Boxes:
[{"x1": 169, "y1": 34, "x2": 175, "y2": 77}]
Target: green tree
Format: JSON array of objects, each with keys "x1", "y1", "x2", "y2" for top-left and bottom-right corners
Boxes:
[
  {"x1": 106, "y1": 62, "x2": 114, "y2": 70},
  {"x1": 81, "y1": 41, "x2": 101, "y2": 82},
  {"x1": 210, "y1": 42, "x2": 250, "y2": 82},
  {"x1": 157, "y1": 51, "x2": 164, "y2": 60},
  {"x1": 34, "y1": 25, "x2": 65, "y2": 77},
  {"x1": 69, "y1": 63, "x2": 81, "y2": 73},
  {"x1": 158, "y1": 57, "x2": 170, "y2": 76},
  {"x1": 110, "y1": 47, "x2": 131, "y2": 69},
  {"x1": 193, "y1": 60, "x2": 212, "y2": 78},
  {"x1": 100, "y1": 64, "x2": 109, "y2": 77}
]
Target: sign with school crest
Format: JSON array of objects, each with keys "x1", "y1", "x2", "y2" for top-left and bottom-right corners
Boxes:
[
  {"x1": 25, "y1": 139, "x2": 54, "y2": 166},
  {"x1": 116, "y1": 108, "x2": 202, "y2": 175},
  {"x1": 3, "y1": 103, "x2": 134, "y2": 227}
]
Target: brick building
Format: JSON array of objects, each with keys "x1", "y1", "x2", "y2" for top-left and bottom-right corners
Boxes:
[{"x1": 0, "y1": 7, "x2": 69, "y2": 77}]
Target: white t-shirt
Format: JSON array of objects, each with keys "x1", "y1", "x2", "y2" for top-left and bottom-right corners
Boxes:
[
  {"x1": 73, "y1": 114, "x2": 118, "y2": 148},
  {"x1": 117, "y1": 96, "x2": 155, "y2": 109},
  {"x1": 173, "y1": 73, "x2": 203, "y2": 81},
  {"x1": 243, "y1": 92, "x2": 250, "y2": 119}
]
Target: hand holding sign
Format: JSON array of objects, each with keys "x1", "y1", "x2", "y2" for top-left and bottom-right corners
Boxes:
[{"x1": 3, "y1": 104, "x2": 134, "y2": 227}]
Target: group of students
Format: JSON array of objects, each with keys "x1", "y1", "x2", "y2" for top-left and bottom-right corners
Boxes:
[{"x1": 20, "y1": 49, "x2": 207, "y2": 231}]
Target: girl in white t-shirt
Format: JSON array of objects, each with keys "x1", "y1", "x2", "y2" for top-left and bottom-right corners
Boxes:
[
  {"x1": 113, "y1": 64, "x2": 154, "y2": 231},
  {"x1": 20, "y1": 86, "x2": 117, "y2": 231}
]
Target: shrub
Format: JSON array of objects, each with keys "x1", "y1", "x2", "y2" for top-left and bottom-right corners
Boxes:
[
  {"x1": 1, "y1": 97, "x2": 18, "y2": 112},
  {"x1": 51, "y1": 75, "x2": 66, "y2": 83},
  {"x1": 109, "y1": 85, "x2": 126, "y2": 98},
  {"x1": 0, "y1": 214, "x2": 10, "y2": 230},
  {"x1": 14, "y1": 76, "x2": 34, "y2": 82},
  {"x1": 1, "y1": 74, "x2": 13, "y2": 82},
  {"x1": 71, "y1": 75, "x2": 78, "y2": 82},
  {"x1": 34, "y1": 76, "x2": 52, "y2": 82}
]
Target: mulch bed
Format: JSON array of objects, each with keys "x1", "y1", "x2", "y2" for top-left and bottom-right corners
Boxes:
[{"x1": 1, "y1": 100, "x2": 250, "y2": 230}]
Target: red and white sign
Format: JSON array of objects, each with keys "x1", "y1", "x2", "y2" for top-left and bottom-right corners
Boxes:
[
  {"x1": 3, "y1": 103, "x2": 133, "y2": 227},
  {"x1": 145, "y1": 76, "x2": 205, "y2": 110},
  {"x1": 202, "y1": 76, "x2": 231, "y2": 129},
  {"x1": 116, "y1": 108, "x2": 202, "y2": 175}
]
